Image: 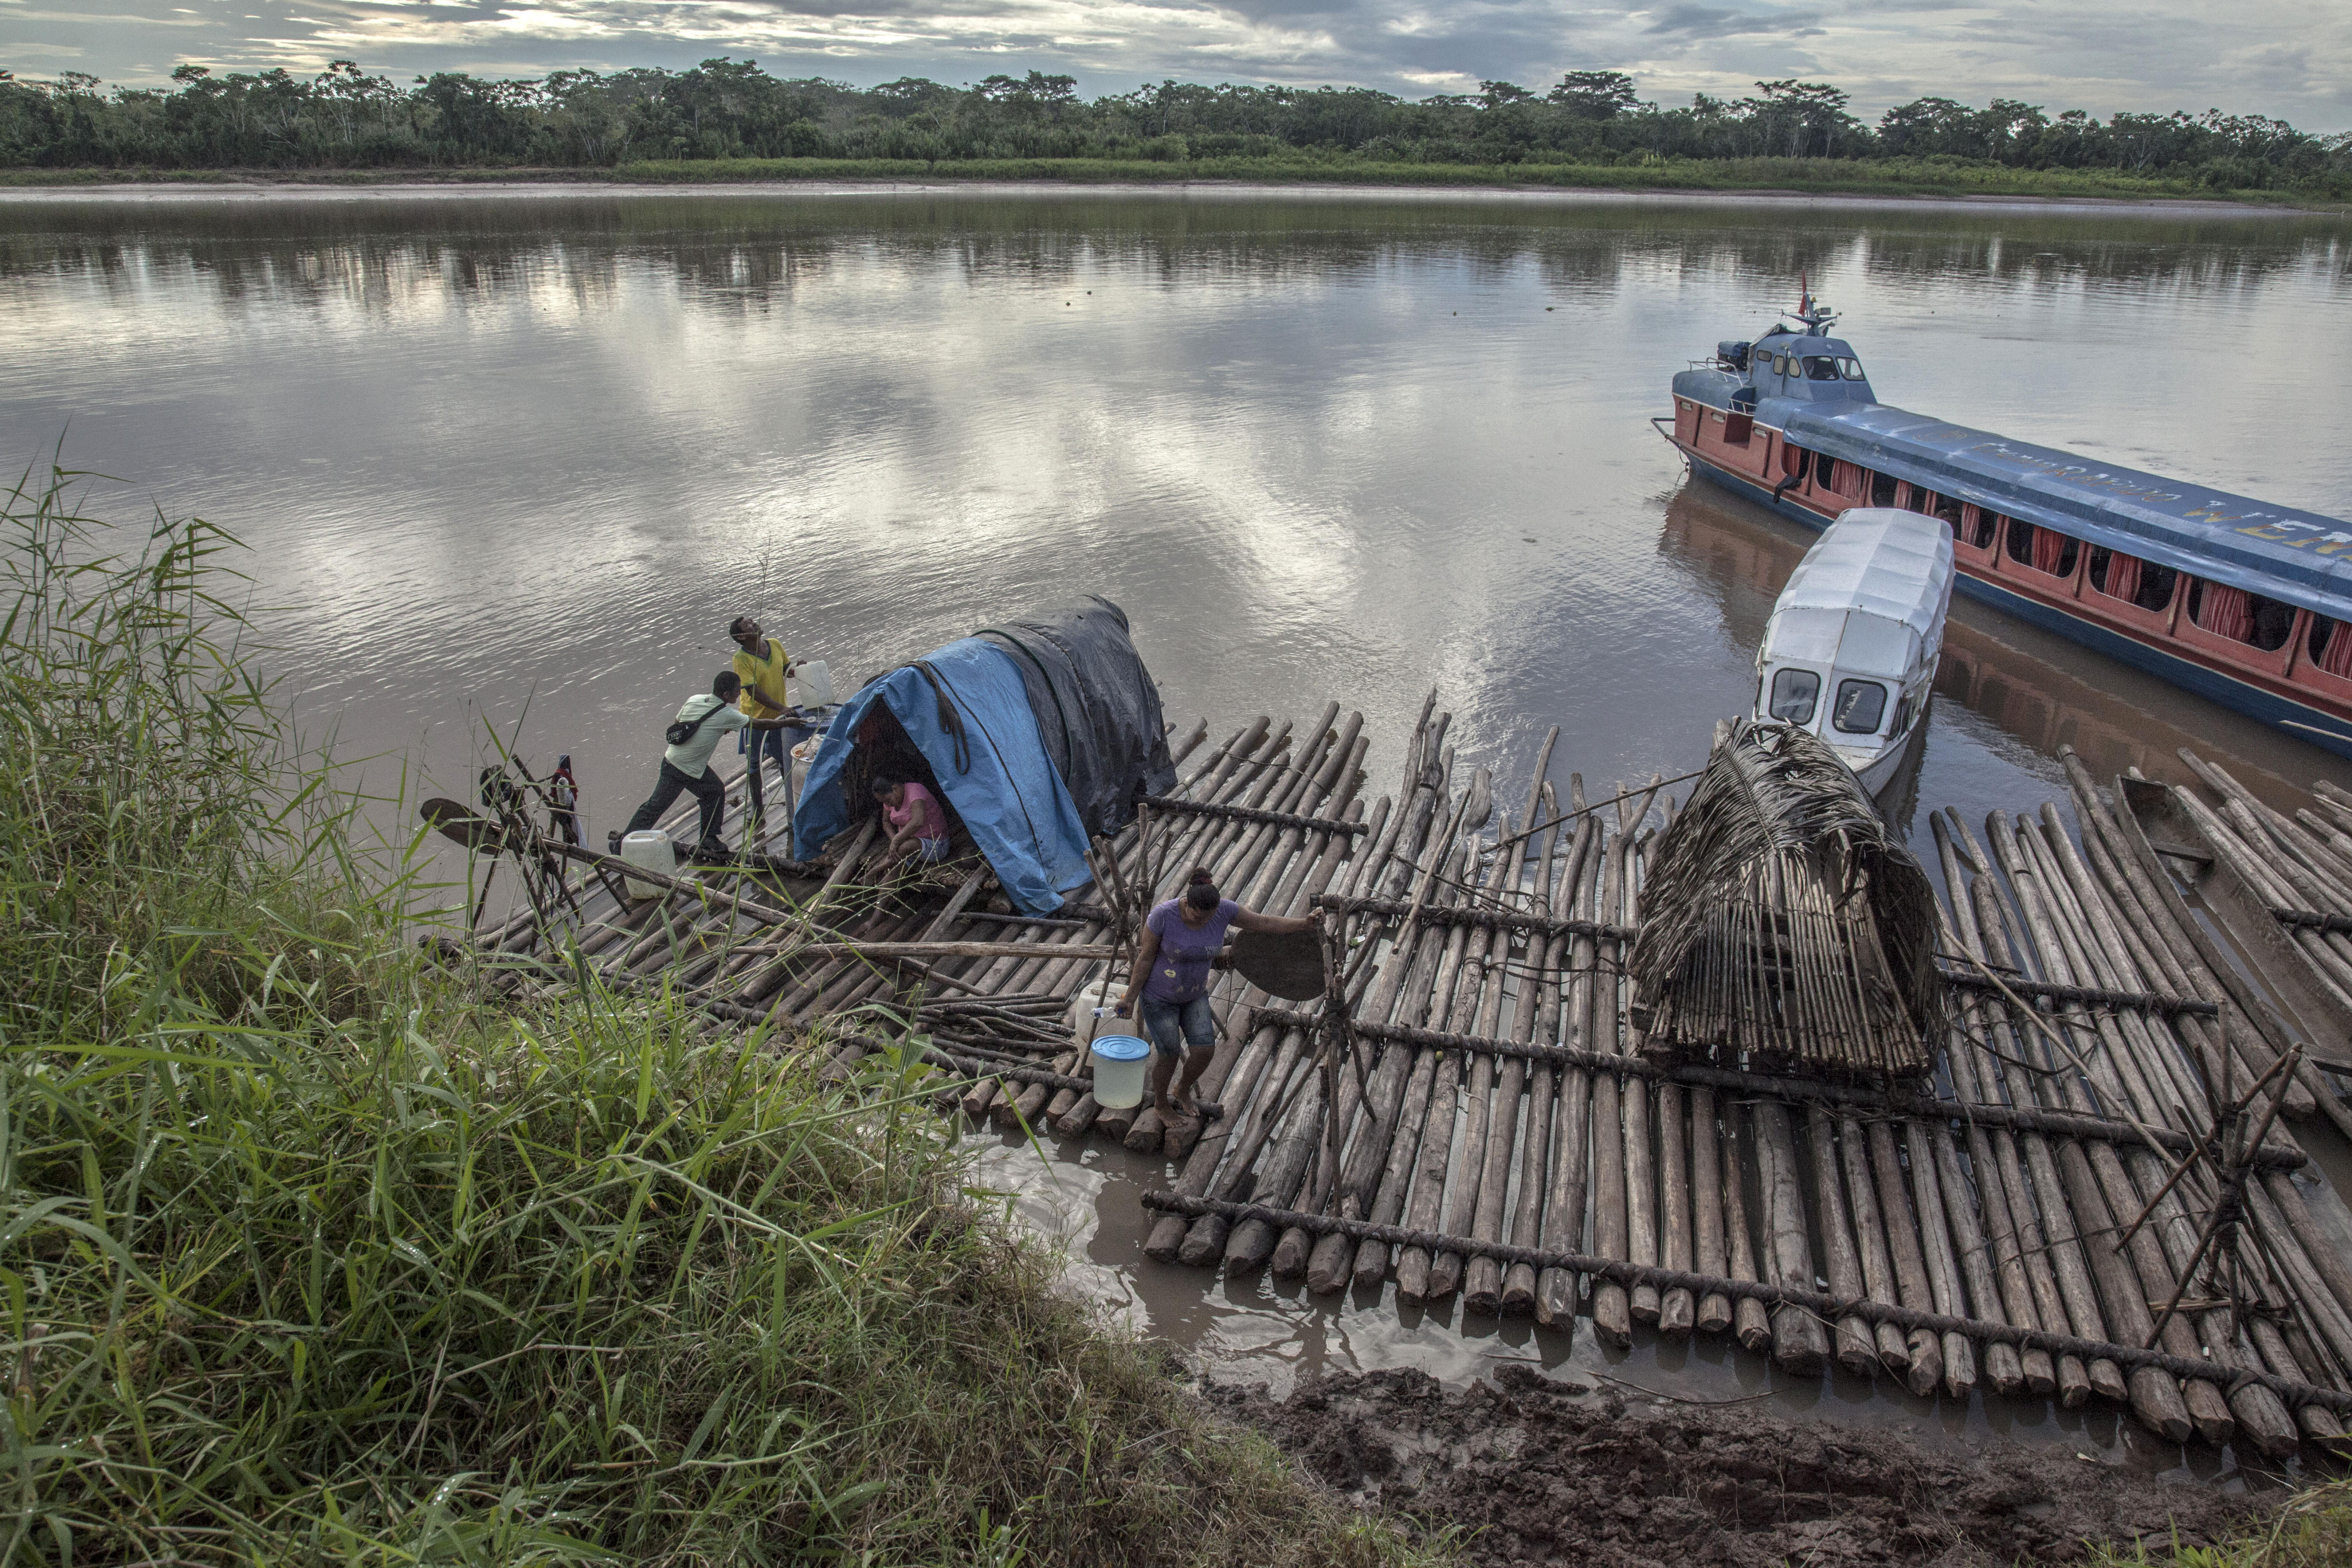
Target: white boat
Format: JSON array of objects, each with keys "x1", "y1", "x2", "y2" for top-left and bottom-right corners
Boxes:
[{"x1": 1753, "y1": 508, "x2": 1955, "y2": 796}]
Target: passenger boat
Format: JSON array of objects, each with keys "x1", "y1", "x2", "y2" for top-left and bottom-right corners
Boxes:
[
  {"x1": 1663, "y1": 289, "x2": 2352, "y2": 761},
  {"x1": 1754, "y1": 508, "x2": 1954, "y2": 796}
]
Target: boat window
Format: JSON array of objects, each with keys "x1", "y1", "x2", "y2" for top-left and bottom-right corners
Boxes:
[
  {"x1": 1962, "y1": 506, "x2": 1997, "y2": 550},
  {"x1": 2309, "y1": 617, "x2": 2352, "y2": 679},
  {"x1": 1782, "y1": 445, "x2": 1812, "y2": 480},
  {"x1": 2087, "y1": 547, "x2": 2178, "y2": 613},
  {"x1": 1838, "y1": 358, "x2": 1866, "y2": 381},
  {"x1": 1905, "y1": 486, "x2": 1937, "y2": 516},
  {"x1": 1832, "y1": 679, "x2": 1888, "y2": 735},
  {"x1": 1767, "y1": 668, "x2": 1821, "y2": 724},
  {"x1": 1871, "y1": 471, "x2": 1897, "y2": 507},
  {"x1": 2188, "y1": 580, "x2": 2297, "y2": 652},
  {"x1": 1803, "y1": 356, "x2": 1843, "y2": 381},
  {"x1": 2006, "y1": 518, "x2": 2080, "y2": 579}
]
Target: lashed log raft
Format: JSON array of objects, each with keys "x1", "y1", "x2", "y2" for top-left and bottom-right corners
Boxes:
[
  {"x1": 465, "y1": 696, "x2": 2352, "y2": 1454},
  {"x1": 1138, "y1": 1192, "x2": 2352, "y2": 1418}
]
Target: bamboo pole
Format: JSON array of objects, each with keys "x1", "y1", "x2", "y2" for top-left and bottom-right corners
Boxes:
[
  {"x1": 1536, "y1": 778, "x2": 1600, "y2": 1331},
  {"x1": 1501, "y1": 790, "x2": 1586, "y2": 1319}
]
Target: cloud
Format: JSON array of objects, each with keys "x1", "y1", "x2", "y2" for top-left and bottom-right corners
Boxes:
[
  {"x1": 13, "y1": 0, "x2": 2351, "y2": 128},
  {"x1": 1639, "y1": 5, "x2": 1811, "y2": 38}
]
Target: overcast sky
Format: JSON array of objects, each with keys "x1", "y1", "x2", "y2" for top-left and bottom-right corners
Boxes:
[{"x1": 9, "y1": 0, "x2": 2349, "y2": 130}]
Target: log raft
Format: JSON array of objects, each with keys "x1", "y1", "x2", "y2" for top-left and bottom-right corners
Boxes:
[{"x1": 465, "y1": 700, "x2": 2352, "y2": 1454}]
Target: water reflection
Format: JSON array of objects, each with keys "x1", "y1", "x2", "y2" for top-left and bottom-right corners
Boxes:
[{"x1": 2, "y1": 190, "x2": 2350, "y2": 1467}]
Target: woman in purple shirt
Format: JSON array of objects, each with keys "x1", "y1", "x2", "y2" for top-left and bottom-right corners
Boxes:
[{"x1": 1114, "y1": 867, "x2": 1313, "y2": 1120}]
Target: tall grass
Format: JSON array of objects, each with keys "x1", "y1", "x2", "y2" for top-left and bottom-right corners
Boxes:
[
  {"x1": 0, "y1": 463, "x2": 1449, "y2": 1566},
  {"x1": 2089, "y1": 1480, "x2": 2352, "y2": 1567}
]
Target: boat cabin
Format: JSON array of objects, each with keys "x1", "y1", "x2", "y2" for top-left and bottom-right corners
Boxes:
[
  {"x1": 1755, "y1": 509, "x2": 1955, "y2": 789},
  {"x1": 1666, "y1": 295, "x2": 2352, "y2": 760}
]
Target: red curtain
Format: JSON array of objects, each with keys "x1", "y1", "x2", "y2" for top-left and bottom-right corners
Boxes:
[
  {"x1": 2032, "y1": 526, "x2": 2070, "y2": 575},
  {"x1": 2320, "y1": 620, "x2": 2352, "y2": 678},
  {"x1": 2101, "y1": 551, "x2": 2143, "y2": 604},
  {"x1": 2198, "y1": 583, "x2": 2253, "y2": 642}
]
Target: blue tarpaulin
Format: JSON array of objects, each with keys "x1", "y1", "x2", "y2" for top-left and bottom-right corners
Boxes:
[{"x1": 789, "y1": 637, "x2": 1094, "y2": 913}]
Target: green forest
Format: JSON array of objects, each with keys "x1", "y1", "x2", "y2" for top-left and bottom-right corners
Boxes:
[{"x1": 3, "y1": 57, "x2": 2349, "y2": 198}]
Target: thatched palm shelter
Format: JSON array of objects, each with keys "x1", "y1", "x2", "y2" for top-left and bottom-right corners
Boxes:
[{"x1": 1629, "y1": 721, "x2": 1941, "y2": 1081}]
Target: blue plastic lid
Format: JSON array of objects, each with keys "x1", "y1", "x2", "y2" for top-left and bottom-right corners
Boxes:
[{"x1": 1089, "y1": 1034, "x2": 1150, "y2": 1062}]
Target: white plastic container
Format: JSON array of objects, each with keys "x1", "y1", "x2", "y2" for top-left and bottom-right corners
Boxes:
[
  {"x1": 620, "y1": 829, "x2": 672, "y2": 899},
  {"x1": 1088, "y1": 1035, "x2": 1152, "y2": 1110},
  {"x1": 795, "y1": 658, "x2": 838, "y2": 708},
  {"x1": 790, "y1": 734, "x2": 821, "y2": 803},
  {"x1": 1067, "y1": 974, "x2": 1119, "y2": 1050}
]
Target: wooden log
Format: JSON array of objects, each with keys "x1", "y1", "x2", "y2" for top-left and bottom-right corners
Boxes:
[
  {"x1": 1994, "y1": 814, "x2": 2230, "y2": 1442},
  {"x1": 1618, "y1": 782, "x2": 1669, "y2": 1333},
  {"x1": 1754, "y1": 1099, "x2": 1828, "y2": 1373},
  {"x1": 1535, "y1": 781, "x2": 1599, "y2": 1330},
  {"x1": 1721, "y1": 1095, "x2": 1772, "y2": 1353},
  {"x1": 2053, "y1": 1138, "x2": 2196, "y2": 1441},
  {"x1": 1588, "y1": 831, "x2": 1633, "y2": 1347},
  {"x1": 1654, "y1": 1081, "x2": 1695, "y2": 1336},
  {"x1": 1263, "y1": 834, "x2": 1397, "y2": 1274},
  {"x1": 1499, "y1": 789, "x2": 1580, "y2": 1319},
  {"x1": 1836, "y1": 1113, "x2": 1911, "y2": 1374},
  {"x1": 1903, "y1": 1120, "x2": 1979, "y2": 1398},
  {"x1": 1805, "y1": 1103, "x2": 1875, "y2": 1375},
  {"x1": 1224, "y1": 1069, "x2": 1326, "y2": 1276},
  {"x1": 1434, "y1": 772, "x2": 1529, "y2": 1304},
  {"x1": 2026, "y1": 804, "x2": 2299, "y2": 1449},
  {"x1": 1866, "y1": 1118, "x2": 1945, "y2": 1397},
  {"x1": 1691, "y1": 1084, "x2": 1732, "y2": 1336},
  {"x1": 1306, "y1": 797, "x2": 1471, "y2": 1294},
  {"x1": 1935, "y1": 818, "x2": 2097, "y2": 1405},
  {"x1": 1270, "y1": 761, "x2": 1424, "y2": 1280},
  {"x1": 1960, "y1": 850, "x2": 2130, "y2": 1405}
]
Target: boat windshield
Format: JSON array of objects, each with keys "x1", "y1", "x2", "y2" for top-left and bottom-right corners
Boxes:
[
  {"x1": 1803, "y1": 357, "x2": 1841, "y2": 381},
  {"x1": 1837, "y1": 357, "x2": 1865, "y2": 380},
  {"x1": 1833, "y1": 679, "x2": 1888, "y2": 735},
  {"x1": 1766, "y1": 667, "x2": 1820, "y2": 723}
]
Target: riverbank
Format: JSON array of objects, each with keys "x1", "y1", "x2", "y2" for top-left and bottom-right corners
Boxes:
[
  {"x1": 0, "y1": 469, "x2": 1446, "y2": 1568},
  {"x1": 1, "y1": 155, "x2": 2343, "y2": 211},
  {"x1": 1215, "y1": 1365, "x2": 2347, "y2": 1566}
]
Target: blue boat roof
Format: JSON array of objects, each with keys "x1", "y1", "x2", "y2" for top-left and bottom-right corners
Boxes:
[{"x1": 1766, "y1": 399, "x2": 2352, "y2": 624}]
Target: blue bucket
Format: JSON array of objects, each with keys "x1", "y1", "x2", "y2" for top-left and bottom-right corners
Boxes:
[{"x1": 1088, "y1": 1033, "x2": 1152, "y2": 1110}]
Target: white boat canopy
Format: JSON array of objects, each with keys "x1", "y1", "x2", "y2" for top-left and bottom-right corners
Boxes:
[{"x1": 1763, "y1": 509, "x2": 1955, "y2": 683}]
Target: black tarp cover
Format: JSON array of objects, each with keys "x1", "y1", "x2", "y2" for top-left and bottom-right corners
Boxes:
[{"x1": 977, "y1": 597, "x2": 1176, "y2": 837}]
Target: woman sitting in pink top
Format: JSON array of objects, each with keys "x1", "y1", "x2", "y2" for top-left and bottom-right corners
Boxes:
[{"x1": 872, "y1": 775, "x2": 950, "y2": 865}]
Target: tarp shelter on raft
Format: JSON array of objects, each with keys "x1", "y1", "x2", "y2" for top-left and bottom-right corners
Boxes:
[{"x1": 790, "y1": 598, "x2": 1177, "y2": 914}]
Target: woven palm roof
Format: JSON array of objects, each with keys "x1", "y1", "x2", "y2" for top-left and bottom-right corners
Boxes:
[{"x1": 1629, "y1": 721, "x2": 1941, "y2": 1080}]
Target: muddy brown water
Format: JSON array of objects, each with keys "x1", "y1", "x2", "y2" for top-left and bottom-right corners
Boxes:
[{"x1": 5, "y1": 184, "x2": 2350, "y2": 1488}]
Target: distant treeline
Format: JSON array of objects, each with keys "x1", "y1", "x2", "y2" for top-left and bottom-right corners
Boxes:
[{"x1": 4, "y1": 59, "x2": 2348, "y2": 193}]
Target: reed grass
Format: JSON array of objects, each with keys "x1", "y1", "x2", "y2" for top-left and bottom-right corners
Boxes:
[
  {"x1": 2086, "y1": 1479, "x2": 2352, "y2": 1567},
  {"x1": 0, "y1": 461, "x2": 1450, "y2": 1567}
]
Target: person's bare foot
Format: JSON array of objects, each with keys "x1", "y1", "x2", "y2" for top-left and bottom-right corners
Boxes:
[{"x1": 1154, "y1": 1094, "x2": 1181, "y2": 1119}]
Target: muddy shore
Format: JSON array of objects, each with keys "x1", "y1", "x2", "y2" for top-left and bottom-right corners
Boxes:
[{"x1": 1210, "y1": 1365, "x2": 2298, "y2": 1565}]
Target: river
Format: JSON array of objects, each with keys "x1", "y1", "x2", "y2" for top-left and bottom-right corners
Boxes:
[{"x1": 5, "y1": 182, "x2": 2349, "y2": 1482}]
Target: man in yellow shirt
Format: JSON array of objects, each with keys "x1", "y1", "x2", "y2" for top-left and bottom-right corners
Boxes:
[{"x1": 729, "y1": 614, "x2": 810, "y2": 834}]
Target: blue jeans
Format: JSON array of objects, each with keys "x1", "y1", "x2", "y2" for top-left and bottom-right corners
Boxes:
[{"x1": 1138, "y1": 994, "x2": 1216, "y2": 1060}]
